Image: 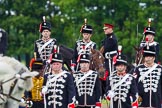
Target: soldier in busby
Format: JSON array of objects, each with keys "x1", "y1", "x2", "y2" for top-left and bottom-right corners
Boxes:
[
  {"x1": 34, "y1": 16, "x2": 57, "y2": 62},
  {"x1": 0, "y1": 28, "x2": 7, "y2": 56},
  {"x1": 71, "y1": 19, "x2": 96, "y2": 72},
  {"x1": 25, "y1": 58, "x2": 44, "y2": 108},
  {"x1": 41, "y1": 51, "x2": 76, "y2": 108},
  {"x1": 140, "y1": 26, "x2": 160, "y2": 63},
  {"x1": 73, "y1": 53, "x2": 102, "y2": 108},
  {"x1": 105, "y1": 51, "x2": 138, "y2": 108},
  {"x1": 133, "y1": 45, "x2": 162, "y2": 108}
]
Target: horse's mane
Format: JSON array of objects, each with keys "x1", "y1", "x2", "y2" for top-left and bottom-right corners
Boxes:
[
  {"x1": 59, "y1": 45, "x2": 74, "y2": 59},
  {"x1": 0, "y1": 56, "x2": 29, "y2": 73}
]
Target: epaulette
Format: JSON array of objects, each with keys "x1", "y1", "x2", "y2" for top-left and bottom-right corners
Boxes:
[
  {"x1": 35, "y1": 39, "x2": 42, "y2": 42},
  {"x1": 0, "y1": 28, "x2": 6, "y2": 32},
  {"x1": 76, "y1": 40, "x2": 82, "y2": 43},
  {"x1": 51, "y1": 38, "x2": 57, "y2": 41}
]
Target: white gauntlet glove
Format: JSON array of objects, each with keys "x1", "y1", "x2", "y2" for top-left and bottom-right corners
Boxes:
[
  {"x1": 107, "y1": 90, "x2": 115, "y2": 98},
  {"x1": 42, "y1": 86, "x2": 48, "y2": 94}
]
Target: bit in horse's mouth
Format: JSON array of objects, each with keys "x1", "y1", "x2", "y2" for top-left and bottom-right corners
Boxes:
[{"x1": 99, "y1": 71, "x2": 105, "y2": 78}]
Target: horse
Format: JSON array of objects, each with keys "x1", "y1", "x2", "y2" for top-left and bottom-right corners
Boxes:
[
  {"x1": 59, "y1": 45, "x2": 74, "y2": 72},
  {"x1": 134, "y1": 46, "x2": 144, "y2": 66},
  {"x1": 0, "y1": 56, "x2": 38, "y2": 108},
  {"x1": 90, "y1": 49, "x2": 105, "y2": 78},
  {"x1": 0, "y1": 28, "x2": 8, "y2": 56},
  {"x1": 59, "y1": 45, "x2": 105, "y2": 78}
]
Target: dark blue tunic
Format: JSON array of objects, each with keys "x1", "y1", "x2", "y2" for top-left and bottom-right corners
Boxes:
[
  {"x1": 134, "y1": 64, "x2": 162, "y2": 108},
  {"x1": 106, "y1": 73, "x2": 138, "y2": 108},
  {"x1": 101, "y1": 33, "x2": 118, "y2": 71},
  {"x1": 43, "y1": 71, "x2": 76, "y2": 108},
  {"x1": 73, "y1": 70, "x2": 102, "y2": 107}
]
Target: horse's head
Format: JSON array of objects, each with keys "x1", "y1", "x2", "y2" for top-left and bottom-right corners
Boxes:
[
  {"x1": 59, "y1": 45, "x2": 74, "y2": 71},
  {"x1": 134, "y1": 46, "x2": 144, "y2": 66},
  {"x1": 90, "y1": 49, "x2": 105, "y2": 78},
  {"x1": 0, "y1": 56, "x2": 38, "y2": 107}
]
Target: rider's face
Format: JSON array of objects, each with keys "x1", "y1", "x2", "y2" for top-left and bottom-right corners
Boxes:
[
  {"x1": 51, "y1": 62, "x2": 62, "y2": 73},
  {"x1": 82, "y1": 33, "x2": 91, "y2": 41},
  {"x1": 42, "y1": 29, "x2": 51, "y2": 39},
  {"x1": 144, "y1": 56, "x2": 155, "y2": 65},
  {"x1": 103, "y1": 27, "x2": 113, "y2": 35},
  {"x1": 80, "y1": 62, "x2": 90, "y2": 72},
  {"x1": 146, "y1": 34, "x2": 154, "y2": 42},
  {"x1": 116, "y1": 64, "x2": 127, "y2": 73}
]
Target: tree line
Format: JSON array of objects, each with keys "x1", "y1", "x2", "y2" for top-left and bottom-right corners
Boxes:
[{"x1": 0, "y1": 0, "x2": 162, "y2": 66}]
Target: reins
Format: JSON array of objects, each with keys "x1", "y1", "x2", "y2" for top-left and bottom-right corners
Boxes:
[{"x1": 0, "y1": 68, "x2": 27, "y2": 102}]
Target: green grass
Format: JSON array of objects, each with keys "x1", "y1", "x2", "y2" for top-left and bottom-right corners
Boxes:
[{"x1": 101, "y1": 99, "x2": 109, "y2": 108}]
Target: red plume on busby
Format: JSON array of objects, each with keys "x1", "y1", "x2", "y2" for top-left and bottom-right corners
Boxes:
[
  {"x1": 53, "y1": 45, "x2": 57, "y2": 53},
  {"x1": 113, "y1": 45, "x2": 122, "y2": 65},
  {"x1": 29, "y1": 58, "x2": 35, "y2": 70},
  {"x1": 47, "y1": 45, "x2": 62, "y2": 64},
  {"x1": 113, "y1": 45, "x2": 128, "y2": 66}
]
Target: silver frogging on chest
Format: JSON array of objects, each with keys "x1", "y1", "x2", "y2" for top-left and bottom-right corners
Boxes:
[
  {"x1": 139, "y1": 67, "x2": 161, "y2": 92},
  {"x1": 76, "y1": 41, "x2": 94, "y2": 55},
  {"x1": 74, "y1": 72, "x2": 97, "y2": 96},
  {"x1": 47, "y1": 73, "x2": 67, "y2": 106},
  {"x1": 110, "y1": 75, "x2": 133, "y2": 102},
  {"x1": 36, "y1": 40, "x2": 55, "y2": 60}
]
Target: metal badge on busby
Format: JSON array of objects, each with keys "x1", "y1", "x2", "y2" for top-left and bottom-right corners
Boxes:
[
  {"x1": 30, "y1": 58, "x2": 44, "y2": 71},
  {"x1": 79, "y1": 53, "x2": 90, "y2": 63},
  {"x1": 143, "y1": 45, "x2": 156, "y2": 57},
  {"x1": 144, "y1": 27, "x2": 155, "y2": 36},
  {"x1": 81, "y1": 25, "x2": 93, "y2": 34},
  {"x1": 80, "y1": 18, "x2": 93, "y2": 34},
  {"x1": 49, "y1": 45, "x2": 63, "y2": 63},
  {"x1": 51, "y1": 53, "x2": 63, "y2": 63},
  {"x1": 114, "y1": 54, "x2": 128, "y2": 66},
  {"x1": 39, "y1": 16, "x2": 51, "y2": 33}
]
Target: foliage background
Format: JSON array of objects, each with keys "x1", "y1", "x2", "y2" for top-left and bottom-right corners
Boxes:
[{"x1": 0, "y1": 0, "x2": 162, "y2": 67}]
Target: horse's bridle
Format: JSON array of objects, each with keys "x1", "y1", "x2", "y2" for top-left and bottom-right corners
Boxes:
[
  {"x1": 0, "y1": 68, "x2": 27, "y2": 102},
  {"x1": 90, "y1": 54, "x2": 105, "y2": 70}
]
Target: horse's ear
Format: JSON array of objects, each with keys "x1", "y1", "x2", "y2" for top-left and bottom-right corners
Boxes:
[
  {"x1": 91, "y1": 48, "x2": 95, "y2": 54},
  {"x1": 99, "y1": 46, "x2": 104, "y2": 54},
  {"x1": 133, "y1": 45, "x2": 139, "y2": 51},
  {"x1": 21, "y1": 71, "x2": 39, "y2": 78}
]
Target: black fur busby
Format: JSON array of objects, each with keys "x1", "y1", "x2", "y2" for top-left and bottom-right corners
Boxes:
[
  {"x1": 51, "y1": 53, "x2": 63, "y2": 63},
  {"x1": 31, "y1": 59, "x2": 43, "y2": 71},
  {"x1": 79, "y1": 53, "x2": 90, "y2": 63},
  {"x1": 114, "y1": 54, "x2": 127, "y2": 66},
  {"x1": 143, "y1": 46, "x2": 156, "y2": 57},
  {"x1": 39, "y1": 21, "x2": 51, "y2": 33},
  {"x1": 144, "y1": 27, "x2": 155, "y2": 36},
  {"x1": 81, "y1": 25, "x2": 93, "y2": 34}
]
